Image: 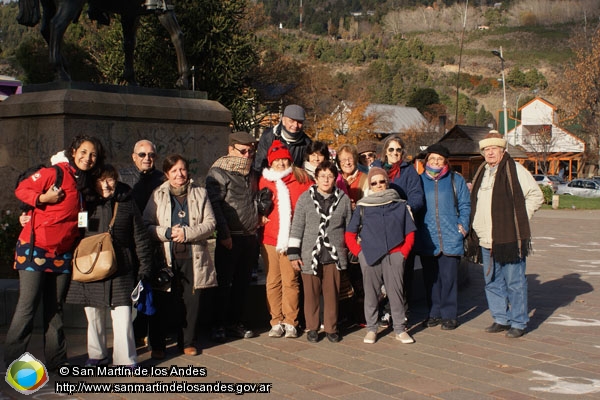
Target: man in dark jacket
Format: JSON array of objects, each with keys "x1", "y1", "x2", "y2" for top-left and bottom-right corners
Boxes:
[
  {"x1": 119, "y1": 140, "x2": 165, "y2": 213},
  {"x1": 119, "y1": 139, "x2": 165, "y2": 348},
  {"x1": 253, "y1": 104, "x2": 312, "y2": 173},
  {"x1": 206, "y1": 132, "x2": 259, "y2": 342}
]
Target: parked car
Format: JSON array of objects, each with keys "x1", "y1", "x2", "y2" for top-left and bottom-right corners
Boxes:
[
  {"x1": 556, "y1": 179, "x2": 600, "y2": 198},
  {"x1": 533, "y1": 174, "x2": 558, "y2": 192}
]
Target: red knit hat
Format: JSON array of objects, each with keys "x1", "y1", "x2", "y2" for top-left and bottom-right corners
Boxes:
[{"x1": 267, "y1": 140, "x2": 293, "y2": 166}]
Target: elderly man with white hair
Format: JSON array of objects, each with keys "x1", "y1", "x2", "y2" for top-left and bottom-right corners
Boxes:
[{"x1": 467, "y1": 130, "x2": 543, "y2": 338}]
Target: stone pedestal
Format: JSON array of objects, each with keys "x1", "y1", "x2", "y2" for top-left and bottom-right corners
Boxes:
[{"x1": 0, "y1": 83, "x2": 231, "y2": 211}]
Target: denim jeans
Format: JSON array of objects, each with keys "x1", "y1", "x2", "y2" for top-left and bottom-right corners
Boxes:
[
  {"x1": 480, "y1": 247, "x2": 528, "y2": 329},
  {"x1": 4, "y1": 270, "x2": 70, "y2": 370}
]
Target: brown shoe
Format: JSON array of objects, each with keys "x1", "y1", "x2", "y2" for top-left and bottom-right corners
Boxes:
[
  {"x1": 183, "y1": 346, "x2": 198, "y2": 356},
  {"x1": 151, "y1": 349, "x2": 165, "y2": 360}
]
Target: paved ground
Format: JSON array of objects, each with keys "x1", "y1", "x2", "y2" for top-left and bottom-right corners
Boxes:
[{"x1": 1, "y1": 209, "x2": 599, "y2": 399}]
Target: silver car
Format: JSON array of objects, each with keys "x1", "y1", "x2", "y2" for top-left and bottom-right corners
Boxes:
[{"x1": 556, "y1": 179, "x2": 600, "y2": 198}]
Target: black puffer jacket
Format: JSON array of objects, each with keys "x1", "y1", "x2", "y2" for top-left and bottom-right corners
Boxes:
[{"x1": 66, "y1": 182, "x2": 153, "y2": 308}]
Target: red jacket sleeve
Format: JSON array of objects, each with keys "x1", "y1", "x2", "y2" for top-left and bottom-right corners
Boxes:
[
  {"x1": 344, "y1": 231, "x2": 361, "y2": 257},
  {"x1": 398, "y1": 231, "x2": 415, "y2": 258},
  {"x1": 15, "y1": 167, "x2": 56, "y2": 208}
]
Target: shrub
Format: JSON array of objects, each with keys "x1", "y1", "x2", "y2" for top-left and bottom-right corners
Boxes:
[{"x1": 539, "y1": 184, "x2": 553, "y2": 204}]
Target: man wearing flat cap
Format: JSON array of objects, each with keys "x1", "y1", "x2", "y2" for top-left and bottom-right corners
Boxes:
[
  {"x1": 253, "y1": 104, "x2": 313, "y2": 173},
  {"x1": 467, "y1": 130, "x2": 543, "y2": 338},
  {"x1": 206, "y1": 131, "x2": 260, "y2": 342}
]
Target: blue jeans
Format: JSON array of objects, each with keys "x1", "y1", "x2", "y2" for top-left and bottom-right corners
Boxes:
[
  {"x1": 480, "y1": 247, "x2": 528, "y2": 329},
  {"x1": 4, "y1": 270, "x2": 70, "y2": 370}
]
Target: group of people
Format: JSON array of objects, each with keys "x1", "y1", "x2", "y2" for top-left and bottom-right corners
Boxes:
[{"x1": 5, "y1": 103, "x2": 544, "y2": 372}]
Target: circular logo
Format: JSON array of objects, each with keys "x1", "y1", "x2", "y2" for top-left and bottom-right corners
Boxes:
[{"x1": 5, "y1": 352, "x2": 49, "y2": 395}]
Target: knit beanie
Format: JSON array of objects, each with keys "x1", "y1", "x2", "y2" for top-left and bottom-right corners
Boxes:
[
  {"x1": 367, "y1": 167, "x2": 389, "y2": 185},
  {"x1": 267, "y1": 140, "x2": 293, "y2": 166},
  {"x1": 479, "y1": 130, "x2": 507, "y2": 151}
]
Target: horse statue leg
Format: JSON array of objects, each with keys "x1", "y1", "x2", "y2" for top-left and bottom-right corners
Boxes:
[
  {"x1": 121, "y1": 14, "x2": 139, "y2": 86},
  {"x1": 157, "y1": 10, "x2": 190, "y2": 89},
  {"x1": 45, "y1": 0, "x2": 86, "y2": 81}
]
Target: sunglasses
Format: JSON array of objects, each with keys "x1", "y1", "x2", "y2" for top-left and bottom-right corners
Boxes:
[
  {"x1": 387, "y1": 147, "x2": 403, "y2": 153},
  {"x1": 269, "y1": 146, "x2": 286, "y2": 153},
  {"x1": 370, "y1": 180, "x2": 387, "y2": 186},
  {"x1": 360, "y1": 152, "x2": 376, "y2": 159},
  {"x1": 235, "y1": 146, "x2": 255, "y2": 155},
  {"x1": 137, "y1": 152, "x2": 156, "y2": 159}
]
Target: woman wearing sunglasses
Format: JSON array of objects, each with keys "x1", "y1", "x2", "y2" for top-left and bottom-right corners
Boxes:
[
  {"x1": 345, "y1": 167, "x2": 417, "y2": 344},
  {"x1": 376, "y1": 135, "x2": 424, "y2": 214},
  {"x1": 374, "y1": 135, "x2": 425, "y2": 320}
]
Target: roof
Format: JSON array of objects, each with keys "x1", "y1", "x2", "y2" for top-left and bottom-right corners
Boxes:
[
  {"x1": 364, "y1": 103, "x2": 427, "y2": 134},
  {"x1": 438, "y1": 125, "x2": 528, "y2": 158}
]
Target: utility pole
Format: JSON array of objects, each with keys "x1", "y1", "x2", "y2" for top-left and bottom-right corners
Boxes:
[{"x1": 299, "y1": 0, "x2": 303, "y2": 31}]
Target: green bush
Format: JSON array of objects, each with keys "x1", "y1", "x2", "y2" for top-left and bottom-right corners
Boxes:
[
  {"x1": 0, "y1": 210, "x2": 20, "y2": 278},
  {"x1": 539, "y1": 184, "x2": 553, "y2": 205}
]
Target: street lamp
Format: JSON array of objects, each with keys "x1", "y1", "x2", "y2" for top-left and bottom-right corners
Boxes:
[{"x1": 491, "y1": 47, "x2": 508, "y2": 140}]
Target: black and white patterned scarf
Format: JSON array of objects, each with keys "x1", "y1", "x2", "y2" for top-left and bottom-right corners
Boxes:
[{"x1": 308, "y1": 185, "x2": 343, "y2": 274}]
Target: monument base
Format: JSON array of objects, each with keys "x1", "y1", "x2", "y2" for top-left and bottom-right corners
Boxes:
[{"x1": 0, "y1": 84, "x2": 231, "y2": 211}]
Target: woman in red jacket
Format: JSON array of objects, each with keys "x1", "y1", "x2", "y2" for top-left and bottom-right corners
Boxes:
[
  {"x1": 4, "y1": 135, "x2": 104, "y2": 371},
  {"x1": 259, "y1": 140, "x2": 312, "y2": 338}
]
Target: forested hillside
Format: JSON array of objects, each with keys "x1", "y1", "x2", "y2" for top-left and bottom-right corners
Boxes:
[{"x1": 0, "y1": 0, "x2": 599, "y2": 156}]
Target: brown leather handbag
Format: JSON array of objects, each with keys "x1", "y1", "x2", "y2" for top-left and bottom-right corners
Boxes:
[{"x1": 72, "y1": 203, "x2": 119, "y2": 283}]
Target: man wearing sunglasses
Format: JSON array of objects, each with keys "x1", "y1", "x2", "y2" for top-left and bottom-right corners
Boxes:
[
  {"x1": 206, "y1": 131, "x2": 260, "y2": 342},
  {"x1": 253, "y1": 104, "x2": 313, "y2": 173},
  {"x1": 119, "y1": 140, "x2": 165, "y2": 213},
  {"x1": 119, "y1": 139, "x2": 166, "y2": 348}
]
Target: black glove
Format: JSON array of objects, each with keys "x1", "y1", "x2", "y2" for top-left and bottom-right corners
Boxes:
[{"x1": 257, "y1": 187, "x2": 274, "y2": 216}]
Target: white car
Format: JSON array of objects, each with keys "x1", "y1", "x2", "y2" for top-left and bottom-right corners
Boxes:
[{"x1": 556, "y1": 179, "x2": 600, "y2": 198}]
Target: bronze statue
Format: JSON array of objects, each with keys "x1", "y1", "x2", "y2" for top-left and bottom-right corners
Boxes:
[{"x1": 17, "y1": 0, "x2": 191, "y2": 89}]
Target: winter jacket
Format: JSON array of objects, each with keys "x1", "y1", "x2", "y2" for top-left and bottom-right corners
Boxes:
[
  {"x1": 415, "y1": 172, "x2": 471, "y2": 257},
  {"x1": 345, "y1": 189, "x2": 416, "y2": 266},
  {"x1": 253, "y1": 124, "x2": 312, "y2": 173},
  {"x1": 288, "y1": 187, "x2": 352, "y2": 273},
  {"x1": 373, "y1": 159, "x2": 425, "y2": 214},
  {"x1": 66, "y1": 182, "x2": 153, "y2": 307},
  {"x1": 206, "y1": 162, "x2": 258, "y2": 239},
  {"x1": 14, "y1": 162, "x2": 80, "y2": 265},
  {"x1": 119, "y1": 166, "x2": 165, "y2": 212},
  {"x1": 144, "y1": 179, "x2": 217, "y2": 290},
  {"x1": 259, "y1": 166, "x2": 312, "y2": 252}
]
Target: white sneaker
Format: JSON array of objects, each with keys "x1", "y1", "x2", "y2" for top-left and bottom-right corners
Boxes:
[
  {"x1": 363, "y1": 331, "x2": 377, "y2": 344},
  {"x1": 396, "y1": 331, "x2": 415, "y2": 344},
  {"x1": 268, "y1": 324, "x2": 285, "y2": 338},
  {"x1": 284, "y1": 324, "x2": 298, "y2": 338}
]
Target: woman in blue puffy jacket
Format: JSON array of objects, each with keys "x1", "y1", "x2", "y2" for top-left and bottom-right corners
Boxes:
[{"x1": 415, "y1": 144, "x2": 471, "y2": 331}]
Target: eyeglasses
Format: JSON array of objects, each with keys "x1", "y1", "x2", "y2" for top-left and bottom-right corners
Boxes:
[
  {"x1": 338, "y1": 158, "x2": 354, "y2": 164},
  {"x1": 317, "y1": 174, "x2": 335, "y2": 180},
  {"x1": 235, "y1": 146, "x2": 255, "y2": 155},
  {"x1": 370, "y1": 180, "x2": 387, "y2": 186},
  {"x1": 387, "y1": 147, "x2": 403, "y2": 153},
  {"x1": 137, "y1": 152, "x2": 156, "y2": 159},
  {"x1": 359, "y1": 152, "x2": 376, "y2": 159}
]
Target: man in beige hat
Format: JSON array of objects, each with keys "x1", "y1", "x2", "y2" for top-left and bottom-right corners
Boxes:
[{"x1": 468, "y1": 131, "x2": 543, "y2": 338}]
